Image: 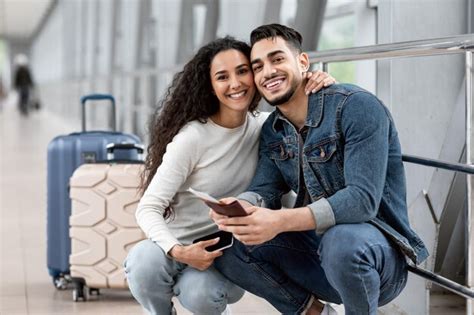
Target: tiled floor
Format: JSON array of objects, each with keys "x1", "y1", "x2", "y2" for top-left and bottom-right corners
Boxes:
[{"x1": 0, "y1": 97, "x2": 468, "y2": 315}]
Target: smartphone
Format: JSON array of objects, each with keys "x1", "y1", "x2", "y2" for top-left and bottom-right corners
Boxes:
[
  {"x1": 188, "y1": 188, "x2": 248, "y2": 217},
  {"x1": 193, "y1": 230, "x2": 234, "y2": 252}
]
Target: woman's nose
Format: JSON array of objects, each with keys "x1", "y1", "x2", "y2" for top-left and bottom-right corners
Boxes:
[{"x1": 229, "y1": 75, "x2": 242, "y2": 89}]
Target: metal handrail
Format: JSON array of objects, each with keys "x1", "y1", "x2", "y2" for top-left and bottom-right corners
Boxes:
[
  {"x1": 308, "y1": 34, "x2": 474, "y2": 63},
  {"x1": 407, "y1": 264, "x2": 474, "y2": 300},
  {"x1": 402, "y1": 155, "x2": 474, "y2": 299},
  {"x1": 402, "y1": 154, "x2": 474, "y2": 175}
]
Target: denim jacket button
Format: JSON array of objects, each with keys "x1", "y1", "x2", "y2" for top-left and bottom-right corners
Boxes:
[{"x1": 320, "y1": 150, "x2": 326, "y2": 158}]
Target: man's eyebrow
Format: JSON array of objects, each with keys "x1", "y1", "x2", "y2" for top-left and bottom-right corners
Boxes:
[
  {"x1": 251, "y1": 50, "x2": 286, "y2": 65},
  {"x1": 250, "y1": 58, "x2": 261, "y2": 65},
  {"x1": 267, "y1": 50, "x2": 285, "y2": 58}
]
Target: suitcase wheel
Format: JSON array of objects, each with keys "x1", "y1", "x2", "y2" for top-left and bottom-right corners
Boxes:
[
  {"x1": 53, "y1": 275, "x2": 69, "y2": 290},
  {"x1": 89, "y1": 288, "x2": 100, "y2": 296},
  {"x1": 72, "y1": 288, "x2": 85, "y2": 302},
  {"x1": 72, "y1": 278, "x2": 88, "y2": 302}
]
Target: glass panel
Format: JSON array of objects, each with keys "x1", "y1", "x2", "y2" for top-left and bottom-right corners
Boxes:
[
  {"x1": 318, "y1": 3, "x2": 356, "y2": 83},
  {"x1": 0, "y1": 40, "x2": 6, "y2": 73},
  {"x1": 193, "y1": 4, "x2": 207, "y2": 50},
  {"x1": 280, "y1": 0, "x2": 297, "y2": 26}
]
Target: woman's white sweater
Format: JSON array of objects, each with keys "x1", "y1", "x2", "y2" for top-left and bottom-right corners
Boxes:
[{"x1": 136, "y1": 112, "x2": 269, "y2": 254}]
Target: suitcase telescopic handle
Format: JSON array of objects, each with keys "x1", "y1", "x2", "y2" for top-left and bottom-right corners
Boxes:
[
  {"x1": 106, "y1": 143, "x2": 145, "y2": 160},
  {"x1": 81, "y1": 94, "x2": 117, "y2": 132}
]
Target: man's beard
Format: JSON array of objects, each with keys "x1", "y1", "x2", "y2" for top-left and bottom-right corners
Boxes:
[{"x1": 262, "y1": 77, "x2": 299, "y2": 106}]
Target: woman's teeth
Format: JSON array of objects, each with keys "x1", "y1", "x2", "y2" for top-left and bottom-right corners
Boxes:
[{"x1": 229, "y1": 91, "x2": 246, "y2": 99}]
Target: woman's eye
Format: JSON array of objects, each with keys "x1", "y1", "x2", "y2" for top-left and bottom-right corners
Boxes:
[
  {"x1": 216, "y1": 75, "x2": 227, "y2": 80},
  {"x1": 238, "y1": 68, "x2": 249, "y2": 75}
]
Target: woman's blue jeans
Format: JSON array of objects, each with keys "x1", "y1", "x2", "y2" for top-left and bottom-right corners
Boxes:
[
  {"x1": 214, "y1": 223, "x2": 408, "y2": 315},
  {"x1": 125, "y1": 240, "x2": 245, "y2": 315}
]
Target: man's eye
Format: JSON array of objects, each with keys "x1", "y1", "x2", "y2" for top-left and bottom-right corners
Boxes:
[
  {"x1": 273, "y1": 57, "x2": 284, "y2": 63},
  {"x1": 253, "y1": 65, "x2": 262, "y2": 72}
]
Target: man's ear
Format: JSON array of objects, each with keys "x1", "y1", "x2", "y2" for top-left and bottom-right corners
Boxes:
[{"x1": 298, "y1": 52, "x2": 310, "y2": 73}]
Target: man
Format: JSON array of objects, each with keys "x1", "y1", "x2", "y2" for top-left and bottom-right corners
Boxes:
[
  {"x1": 13, "y1": 54, "x2": 35, "y2": 116},
  {"x1": 211, "y1": 24, "x2": 428, "y2": 315}
]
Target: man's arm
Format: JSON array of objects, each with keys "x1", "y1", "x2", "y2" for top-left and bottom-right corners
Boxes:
[{"x1": 307, "y1": 91, "x2": 390, "y2": 234}]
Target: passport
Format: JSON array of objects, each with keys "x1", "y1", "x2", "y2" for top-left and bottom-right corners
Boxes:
[{"x1": 188, "y1": 188, "x2": 248, "y2": 217}]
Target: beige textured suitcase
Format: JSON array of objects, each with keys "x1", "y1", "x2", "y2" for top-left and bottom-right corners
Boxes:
[{"x1": 69, "y1": 144, "x2": 145, "y2": 301}]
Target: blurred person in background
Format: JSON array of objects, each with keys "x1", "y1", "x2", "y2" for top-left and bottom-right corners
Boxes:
[{"x1": 13, "y1": 54, "x2": 39, "y2": 115}]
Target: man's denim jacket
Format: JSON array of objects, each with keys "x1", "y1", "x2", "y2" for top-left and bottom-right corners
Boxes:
[{"x1": 240, "y1": 84, "x2": 428, "y2": 264}]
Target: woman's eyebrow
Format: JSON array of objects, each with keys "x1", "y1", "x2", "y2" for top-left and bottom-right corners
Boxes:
[{"x1": 213, "y1": 69, "x2": 228, "y2": 76}]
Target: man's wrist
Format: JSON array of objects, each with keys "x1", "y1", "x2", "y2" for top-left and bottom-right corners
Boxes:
[
  {"x1": 274, "y1": 210, "x2": 289, "y2": 234},
  {"x1": 275, "y1": 207, "x2": 317, "y2": 232},
  {"x1": 237, "y1": 191, "x2": 264, "y2": 207}
]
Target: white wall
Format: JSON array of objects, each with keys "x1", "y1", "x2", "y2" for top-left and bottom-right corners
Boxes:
[{"x1": 31, "y1": 4, "x2": 63, "y2": 83}]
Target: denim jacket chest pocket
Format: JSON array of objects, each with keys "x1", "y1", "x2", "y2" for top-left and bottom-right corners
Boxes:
[
  {"x1": 304, "y1": 138, "x2": 345, "y2": 196},
  {"x1": 268, "y1": 140, "x2": 299, "y2": 191}
]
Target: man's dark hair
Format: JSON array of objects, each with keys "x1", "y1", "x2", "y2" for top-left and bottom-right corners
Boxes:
[{"x1": 250, "y1": 23, "x2": 303, "y2": 53}]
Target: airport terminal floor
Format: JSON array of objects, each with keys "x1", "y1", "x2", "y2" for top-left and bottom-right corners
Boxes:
[{"x1": 0, "y1": 95, "x2": 465, "y2": 314}]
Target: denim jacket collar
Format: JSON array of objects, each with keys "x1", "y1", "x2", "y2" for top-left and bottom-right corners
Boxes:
[{"x1": 271, "y1": 91, "x2": 324, "y2": 132}]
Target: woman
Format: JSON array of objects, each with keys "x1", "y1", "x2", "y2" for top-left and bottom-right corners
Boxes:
[{"x1": 125, "y1": 36, "x2": 335, "y2": 315}]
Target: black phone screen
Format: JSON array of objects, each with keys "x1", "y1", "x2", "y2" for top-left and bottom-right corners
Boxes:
[{"x1": 193, "y1": 230, "x2": 233, "y2": 252}]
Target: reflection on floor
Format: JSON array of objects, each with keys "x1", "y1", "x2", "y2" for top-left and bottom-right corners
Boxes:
[{"x1": 0, "y1": 98, "x2": 466, "y2": 314}]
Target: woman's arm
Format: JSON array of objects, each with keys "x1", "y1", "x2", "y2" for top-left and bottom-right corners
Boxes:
[
  {"x1": 136, "y1": 129, "x2": 200, "y2": 254},
  {"x1": 136, "y1": 126, "x2": 228, "y2": 270}
]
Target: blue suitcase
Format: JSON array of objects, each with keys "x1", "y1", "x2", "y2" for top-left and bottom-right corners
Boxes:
[{"x1": 46, "y1": 94, "x2": 142, "y2": 289}]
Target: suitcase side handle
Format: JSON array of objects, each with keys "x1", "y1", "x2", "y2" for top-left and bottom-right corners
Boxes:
[
  {"x1": 81, "y1": 94, "x2": 117, "y2": 132},
  {"x1": 106, "y1": 143, "x2": 145, "y2": 160}
]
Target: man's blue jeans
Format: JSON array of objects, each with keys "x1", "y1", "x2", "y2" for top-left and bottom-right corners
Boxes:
[{"x1": 214, "y1": 223, "x2": 408, "y2": 315}]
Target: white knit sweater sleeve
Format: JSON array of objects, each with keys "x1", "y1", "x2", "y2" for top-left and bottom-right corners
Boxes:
[{"x1": 136, "y1": 126, "x2": 200, "y2": 254}]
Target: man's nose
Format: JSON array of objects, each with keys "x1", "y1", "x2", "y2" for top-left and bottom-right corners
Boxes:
[{"x1": 263, "y1": 64, "x2": 276, "y2": 79}]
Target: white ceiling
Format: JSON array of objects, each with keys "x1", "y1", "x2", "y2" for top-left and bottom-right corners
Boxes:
[{"x1": 0, "y1": 0, "x2": 54, "y2": 41}]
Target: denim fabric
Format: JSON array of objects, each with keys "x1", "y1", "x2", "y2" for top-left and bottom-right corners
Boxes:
[
  {"x1": 215, "y1": 224, "x2": 408, "y2": 315},
  {"x1": 124, "y1": 240, "x2": 244, "y2": 315},
  {"x1": 239, "y1": 84, "x2": 428, "y2": 264}
]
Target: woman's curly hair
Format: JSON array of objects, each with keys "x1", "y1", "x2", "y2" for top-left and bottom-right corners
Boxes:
[{"x1": 140, "y1": 36, "x2": 260, "y2": 218}]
